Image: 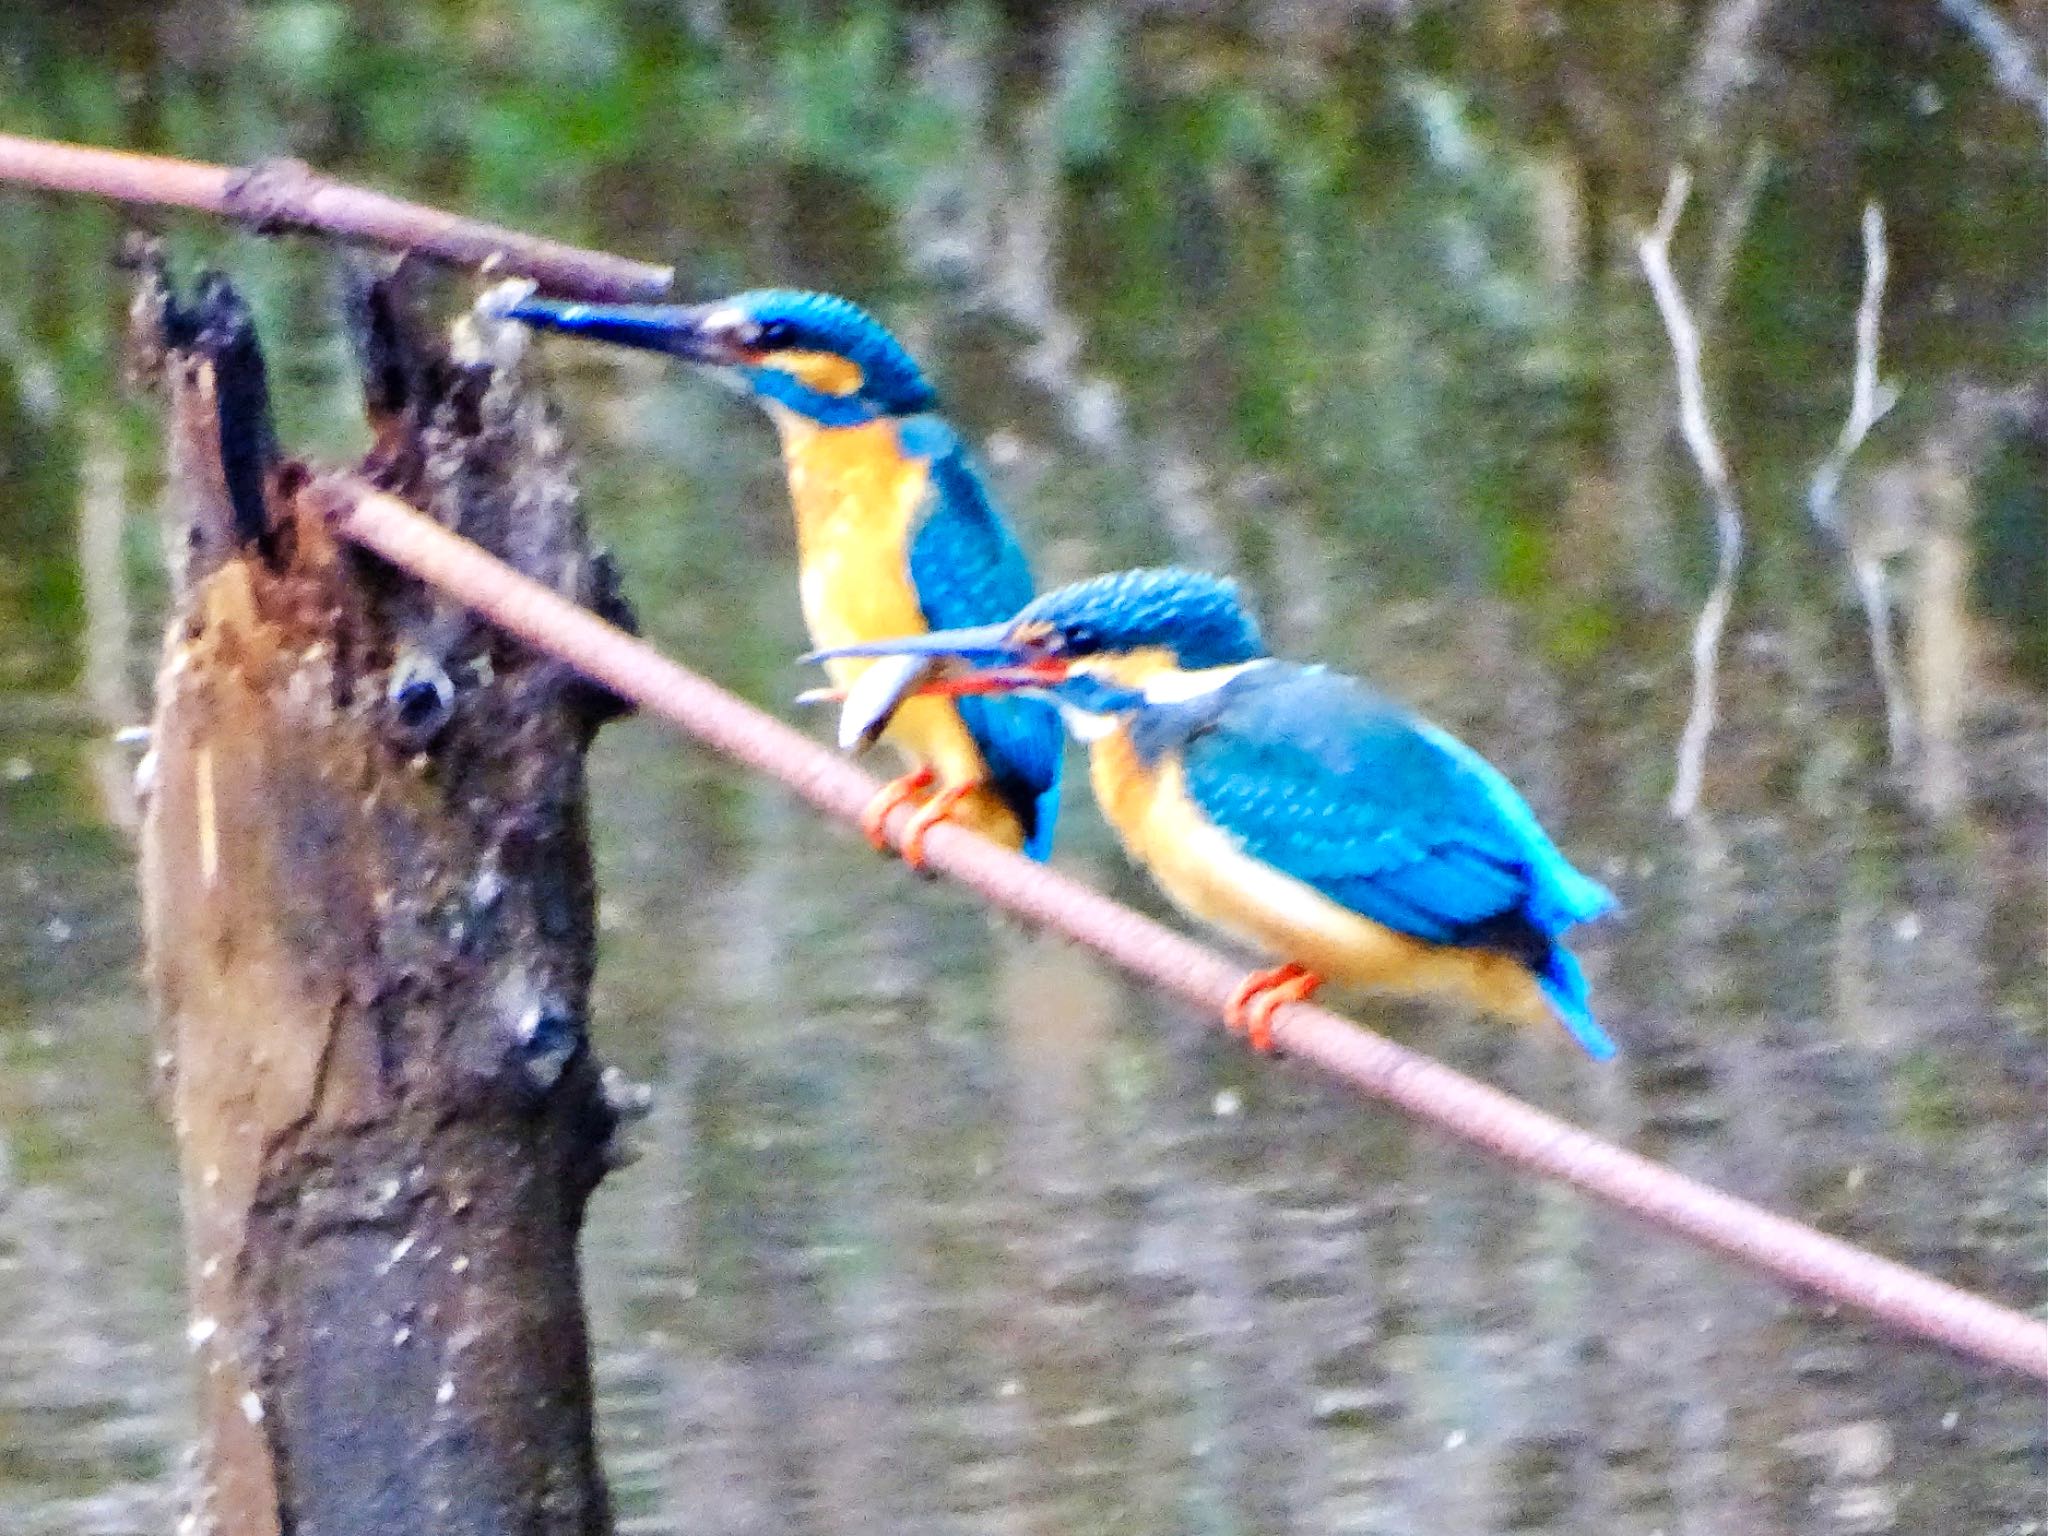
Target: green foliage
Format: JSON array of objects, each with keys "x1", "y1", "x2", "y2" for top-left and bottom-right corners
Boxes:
[
  {"x1": 1046, "y1": 9, "x2": 1124, "y2": 169},
  {"x1": 5, "y1": 0, "x2": 2048, "y2": 719},
  {"x1": 1894, "y1": 1048, "x2": 1969, "y2": 1143}
]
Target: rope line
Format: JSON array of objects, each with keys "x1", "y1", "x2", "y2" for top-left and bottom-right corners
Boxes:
[{"x1": 318, "y1": 473, "x2": 2048, "y2": 1385}]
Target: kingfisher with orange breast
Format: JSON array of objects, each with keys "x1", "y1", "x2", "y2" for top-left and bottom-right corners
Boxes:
[
  {"x1": 812, "y1": 569, "x2": 1618, "y2": 1058},
  {"x1": 500, "y1": 288, "x2": 1062, "y2": 868}
]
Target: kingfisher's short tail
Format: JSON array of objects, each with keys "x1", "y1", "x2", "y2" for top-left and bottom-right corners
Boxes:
[
  {"x1": 1535, "y1": 945, "x2": 1616, "y2": 1061},
  {"x1": 1021, "y1": 776, "x2": 1061, "y2": 861}
]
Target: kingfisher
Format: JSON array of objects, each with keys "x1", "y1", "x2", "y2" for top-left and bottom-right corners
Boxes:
[
  {"x1": 811, "y1": 569, "x2": 1618, "y2": 1058},
  {"x1": 497, "y1": 287, "x2": 1062, "y2": 869}
]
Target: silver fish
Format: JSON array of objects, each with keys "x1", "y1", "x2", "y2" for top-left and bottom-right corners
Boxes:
[{"x1": 803, "y1": 651, "x2": 949, "y2": 754}]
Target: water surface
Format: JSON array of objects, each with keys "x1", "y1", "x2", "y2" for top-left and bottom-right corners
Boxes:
[{"x1": 2, "y1": 5, "x2": 2045, "y2": 1532}]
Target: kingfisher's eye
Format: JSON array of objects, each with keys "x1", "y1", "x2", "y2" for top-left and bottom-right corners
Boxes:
[
  {"x1": 753, "y1": 318, "x2": 799, "y2": 349},
  {"x1": 1058, "y1": 623, "x2": 1102, "y2": 656}
]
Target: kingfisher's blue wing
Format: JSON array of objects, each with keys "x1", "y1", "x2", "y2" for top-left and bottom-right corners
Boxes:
[
  {"x1": 1180, "y1": 665, "x2": 1616, "y2": 1056},
  {"x1": 1179, "y1": 666, "x2": 1614, "y2": 949},
  {"x1": 896, "y1": 416, "x2": 1063, "y2": 859}
]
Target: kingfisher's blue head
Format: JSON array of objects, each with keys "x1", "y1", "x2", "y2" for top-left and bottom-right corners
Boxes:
[
  {"x1": 498, "y1": 287, "x2": 937, "y2": 426},
  {"x1": 807, "y1": 569, "x2": 1268, "y2": 738},
  {"x1": 1004, "y1": 569, "x2": 1266, "y2": 677}
]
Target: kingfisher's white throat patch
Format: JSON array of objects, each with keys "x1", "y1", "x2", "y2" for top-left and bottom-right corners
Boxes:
[
  {"x1": 1137, "y1": 659, "x2": 1265, "y2": 705},
  {"x1": 1059, "y1": 704, "x2": 1119, "y2": 741}
]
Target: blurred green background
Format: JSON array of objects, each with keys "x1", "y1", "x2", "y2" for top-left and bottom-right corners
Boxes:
[{"x1": 4, "y1": 2, "x2": 2048, "y2": 1532}]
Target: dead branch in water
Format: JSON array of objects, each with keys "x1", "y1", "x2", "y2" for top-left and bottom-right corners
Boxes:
[
  {"x1": 1807, "y1": 204, "x2": 1897, "y2": 536},
  {"x1": 1637, "y1": 168, "x2": 1747, "y2": 820},
  {"x1": 135, "y1": 252, "x2": 637, "y2": 1535},
  {"x1": 0, "y1": 132, "x2": 672, "y2": 300},
  {"x1": 1806, "y1": 203, "x2": 1911, "y2": 764},
  {"x1": 1940, "y1": 0, "x2": 2048, "y2": 149}
]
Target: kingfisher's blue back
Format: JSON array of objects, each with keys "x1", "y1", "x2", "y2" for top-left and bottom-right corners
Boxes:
[{"x1": 1169, "y1": 664, "x2": 1616, "y2": 1057}]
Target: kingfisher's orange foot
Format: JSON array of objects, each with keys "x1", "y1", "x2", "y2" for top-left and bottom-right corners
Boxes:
[
  {"x1": 1224, "y1": 963, "x2": 1322, "y2": 1054},
  {"x1": 860, "y1": 767, "x2": 936, "y2": 853},
  {"x1": 899, "y1": 781, "x2": 978, "y2": 872}
]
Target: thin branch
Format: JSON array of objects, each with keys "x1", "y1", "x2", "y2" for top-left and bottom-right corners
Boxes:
[
  {"x1": 1808, "y1": 203, "x2": 1897, "y2": 535},
  {"x1": 1940, "y1": 0, "x2": 2048, "y2": 149},
  {"x1": 317, "y1": 471, "x2": 2048, "y2": 1385},
  {"x1": 1700, "y1": 139, "x2": 1772, "y2": 321},
  {"x1": 1638, "y1": 167, "x2": 1746, "y2": 819},
  {"x1": 1852, "y1": 548, "x2": 1912, "y2": 763},
  {"x1": 1807, "y1": 203, "x2": 1910, "y2": 763},
  {"x1": 0, "y1": 133, "x2": 672, "y2": 301}
]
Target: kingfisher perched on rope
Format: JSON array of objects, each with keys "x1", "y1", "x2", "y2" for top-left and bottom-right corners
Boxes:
[
  {"x1": 810, "y1": 568, "x2": 1618, "y2": 1058},
  {"x1": 497, "y1": 287, "x2": 1062, "y2": 869}
]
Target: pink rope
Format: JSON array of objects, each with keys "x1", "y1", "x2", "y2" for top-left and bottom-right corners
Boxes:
[{"x1": 324, "y1": 475, "x2": 2048, "y2": 1384}]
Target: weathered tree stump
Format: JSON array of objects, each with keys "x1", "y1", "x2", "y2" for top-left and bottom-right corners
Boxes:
[{"x1": 132, "y1": 252, "x2": 634, "y2": 1536}]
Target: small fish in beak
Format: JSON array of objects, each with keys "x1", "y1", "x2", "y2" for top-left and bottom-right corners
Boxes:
[
  {"x1": 799, "y1": 625, "x2": 1070, "y2": 752},
  {"x1": 830, "y1": 652, "x2": 953, "y2": 753}
]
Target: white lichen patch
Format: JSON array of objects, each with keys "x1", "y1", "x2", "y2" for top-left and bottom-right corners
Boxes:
[{"x1": 378, "y1": 1232, "x2": 418, "y2": 1276}]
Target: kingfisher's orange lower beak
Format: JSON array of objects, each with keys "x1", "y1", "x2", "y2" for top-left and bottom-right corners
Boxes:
[{"x1": 917, "y1": 659, "x2": 1069, "y2": 696}]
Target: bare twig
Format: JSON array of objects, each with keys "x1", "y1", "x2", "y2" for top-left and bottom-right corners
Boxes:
[
  {"x1": 1700, "y1": 140, "x2": 1772, "y2": 321},
  {"x1": 320, "y1": 473, "x2": 2048, "y2": 1384},
  {"x1": 1940, "y1": 0, "x2": 2048, "y2": 149},
  {"x1": 1850, "y1": 548, "x2": 1911, "y2": 762},
  {"x1": 0, "y1": 133, "x2": 672, "y2": 300},
  {"x1": 1637, "y1": 168, "x2": 1746, "y2": 819},
  {"x1": 1807, "y1": 203, "x2": 1910, "y2": 763},
  {"x1": 1685, "y1": 0, "x2": 1778, "y2": 136},
  {"x1": 1808, "y1": 204, "x2": 1897, "y2": 535}
]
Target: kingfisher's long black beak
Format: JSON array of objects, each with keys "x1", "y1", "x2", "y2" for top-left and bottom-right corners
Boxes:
[
  {"x1": 493, "y1": 296, "x2": 750, "y2": 365},
  {"x1": 804, "y1": 626, "x2": 1068, "y2": 693},
  {"x1": 803, "y1": 626, "x2": 1022, "y2": 668}
]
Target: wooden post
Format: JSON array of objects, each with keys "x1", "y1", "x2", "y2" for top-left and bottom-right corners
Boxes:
[{"x1": 133, "y1": 252, "x2": 635, "y2": 1536}]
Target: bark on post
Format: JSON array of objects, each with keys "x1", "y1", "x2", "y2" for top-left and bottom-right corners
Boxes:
[{"x1": 133, "y1": 252, "x2": 634, "y2": 1536}]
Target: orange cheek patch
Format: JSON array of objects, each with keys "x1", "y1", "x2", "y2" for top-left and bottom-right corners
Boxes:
[
  {"x1": 770, "y1": 350, "x2": 865, "y2": 396},
  {"x1": 1078, "y1": 648, "x2": 1177, "y2": 689}
]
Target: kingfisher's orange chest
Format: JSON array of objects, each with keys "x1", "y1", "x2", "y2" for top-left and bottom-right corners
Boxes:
[
  {"x1": 1086, "y1": 724, "x2": 1164, "y2": 850},
  {"x1": 766, "y1": 408, "x2": 1013, "y2": 838},
  {"x1": 771, "y1": 411, "x2": 931, "y2": 650}
]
